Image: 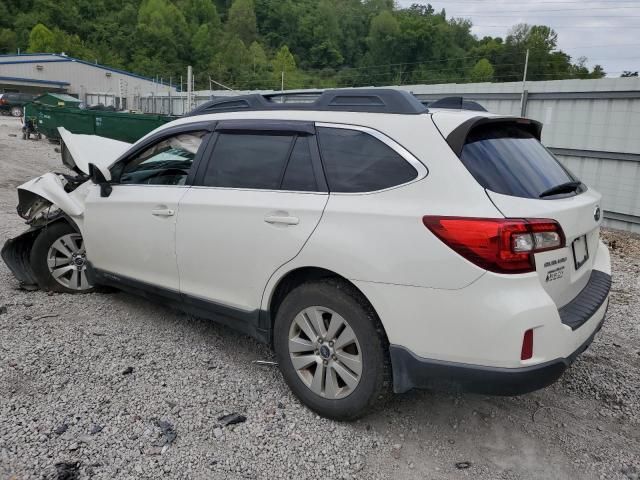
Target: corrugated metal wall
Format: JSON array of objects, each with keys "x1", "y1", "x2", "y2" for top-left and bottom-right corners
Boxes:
[{"x1": 140, "y1": 78, "x2": 640, "y2": 232}]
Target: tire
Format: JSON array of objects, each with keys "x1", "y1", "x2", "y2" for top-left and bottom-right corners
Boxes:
[
  {"x1": 11, "y1": 106, "x2": 22, "y2": 117},
  {"x1": 30, "y1": 222, "x2": 95, "y2": 294},
  {"x1": 274, "y1": 279, "x2": 391, "y2": 420}
]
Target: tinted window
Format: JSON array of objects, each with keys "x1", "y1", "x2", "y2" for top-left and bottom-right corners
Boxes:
[
  {"x1": 204, "y1": 133, "x2": 294, "y2": 189},
  {"x1": 460, "y1": 125, "x2": 581, "y2": 199},
  {"x1": 317, "y1": 128, "x2": 417, "y2": 193},
  {"x1": 281, "y1": 137, "x2": 317, "y2": 191},
  {"x1": 120, "y1": 131, "x2": 206, "y2": 185}
]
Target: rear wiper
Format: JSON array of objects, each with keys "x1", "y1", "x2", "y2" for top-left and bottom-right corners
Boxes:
[{"x1": 539, "y1": 181, "x2": 582, "y2": 198}]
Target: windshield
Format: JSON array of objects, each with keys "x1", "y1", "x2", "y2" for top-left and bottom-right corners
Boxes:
[{"x1": 460, "y1": 124, "x2": 583, "y2": 199}]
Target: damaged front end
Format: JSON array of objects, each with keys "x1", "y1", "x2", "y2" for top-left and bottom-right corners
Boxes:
[
  {"x1": 1, "y1": 172, "x2": 90, "y2": 288},
  {"x1": 2, "y1": 127, "x2": 131, "y2": 289}
]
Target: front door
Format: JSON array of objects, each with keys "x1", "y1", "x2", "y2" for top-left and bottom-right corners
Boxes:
[{"x1": 83, "y1": 129, "x2": 209, "y2": 291}]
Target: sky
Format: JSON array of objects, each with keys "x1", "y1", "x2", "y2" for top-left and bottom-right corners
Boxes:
[{"x1": 396, "y1": 0, "x2": 640, "y2": 77}]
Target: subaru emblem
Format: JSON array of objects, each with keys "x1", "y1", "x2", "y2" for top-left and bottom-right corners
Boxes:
[{"x1": 594, "y1": 206, "x2": 601, "y2": 222}]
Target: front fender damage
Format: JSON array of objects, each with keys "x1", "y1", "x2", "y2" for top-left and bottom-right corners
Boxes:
[{"x1": 2, "y1": 172, "x2": 89, "y2": 289}]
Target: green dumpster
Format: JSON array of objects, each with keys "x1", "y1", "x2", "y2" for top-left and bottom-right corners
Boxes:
[
  {"x1": 33, "y1": 93, "x2": 82, "y2": 109},
  {"x1": 31, "y1": 104, "x2": 176, "y2": 143}
]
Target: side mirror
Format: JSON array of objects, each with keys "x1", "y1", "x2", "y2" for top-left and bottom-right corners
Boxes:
[{"x1": 88, "y1": 163, "x2": 112, "y2": 198}]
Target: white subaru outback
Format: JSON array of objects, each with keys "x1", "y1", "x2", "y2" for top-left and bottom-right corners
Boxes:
[{"x1": 2, "y1": 89, "x2": 611, "y2": 420}]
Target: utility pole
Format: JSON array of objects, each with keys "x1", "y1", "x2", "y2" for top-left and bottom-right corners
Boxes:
[
  {"x1": 520, "y1": 49, "x2": 530, "y2": 116},
  {"x1": 187, "y1": 66, "x2": 193, "y2": 114},
  {"x1": 281, "y1": 71, "x2": 284, "y2": 92}
]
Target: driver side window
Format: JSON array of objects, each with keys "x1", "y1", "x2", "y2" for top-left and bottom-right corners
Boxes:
[{"x1": 119, "y1": 131, "x2": 207, "y2": 186}]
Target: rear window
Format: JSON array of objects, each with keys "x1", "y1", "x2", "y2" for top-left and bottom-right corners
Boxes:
[{"x1": 460, "y1": 124, "x2": 582, "y2": 199}]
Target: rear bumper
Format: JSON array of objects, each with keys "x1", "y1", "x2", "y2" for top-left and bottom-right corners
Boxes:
[{"x1": 390, "y1": 301, "x2": 607, "y2": 395}]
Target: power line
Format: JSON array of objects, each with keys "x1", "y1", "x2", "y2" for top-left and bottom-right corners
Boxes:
[
  {"x1": 440, "y1": 5, "x2": 640, "y2": 12},
  {"x1": 471, "y1": 24, "x2": 640, "y2": 28}
]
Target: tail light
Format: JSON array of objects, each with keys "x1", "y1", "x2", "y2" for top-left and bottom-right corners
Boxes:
[
  {"x1": 422, "y1": 216, "x2": 565, "y2": 274},
  {"x1": 0, "y1": 97, "x2": 6, "y2": 105}
]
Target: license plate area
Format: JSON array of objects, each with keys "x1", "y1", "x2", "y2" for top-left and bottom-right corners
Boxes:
[{"x1": 572, "y1": 235, "x2": 589, "y2": 271}]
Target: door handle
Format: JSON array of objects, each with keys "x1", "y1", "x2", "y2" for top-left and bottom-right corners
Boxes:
[
  {"x1": 264, "y1": 215, "x2": 299, "y2": 225},
  {"x1": 152, "y1": 208, "x2": 175, "y2": 217}
]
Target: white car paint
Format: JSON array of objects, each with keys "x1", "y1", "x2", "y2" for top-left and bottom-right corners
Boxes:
[
  {"x1": 58, "y1": 127, "x2": 131, "y2": 179},
  {"x1": 176, "y1": 188, "x2": 328, "y2": 312},
  {"x1": 13, "y1": 104, "x2": 611, "y2": 374}
]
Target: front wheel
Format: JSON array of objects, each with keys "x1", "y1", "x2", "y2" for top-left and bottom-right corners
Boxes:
[
  {"x1": 274, "y1": 280, "x2": 391, "y2": 420},
  {"x1": 30, "y1": 222, "x2": 95, "y2": 293}
]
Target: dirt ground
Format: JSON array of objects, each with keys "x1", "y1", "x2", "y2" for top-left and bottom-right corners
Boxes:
[{"x1": 0, "y1": 116, "x2": 639, "y2": 480}]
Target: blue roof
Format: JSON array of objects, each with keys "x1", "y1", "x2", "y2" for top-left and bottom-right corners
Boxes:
[
  {"x1": 0, "y1": 53, "x2": 175, "y2": 88},
  {"x1": 0, "y1": 75, "x2": 70, "y2": 86}
]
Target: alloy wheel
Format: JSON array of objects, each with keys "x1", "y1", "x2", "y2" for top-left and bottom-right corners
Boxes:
[
  {"x1": 46, "y1": 233, "x2": 92, "y2": 291},
  {"x1": 288, "y1": 306, "x2": 363, "y2": 399}
]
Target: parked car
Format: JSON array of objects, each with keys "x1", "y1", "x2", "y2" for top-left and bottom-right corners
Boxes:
[
  {"x1": 0, "y1": 92, "x2": 36, "y2": 117},
  {"x1": 1, "y1": 89, "x2": 611, "y2": 420}
]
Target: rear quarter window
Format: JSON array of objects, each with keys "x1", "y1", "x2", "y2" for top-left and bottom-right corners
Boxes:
[
  {"x1": 317, "y1": 127, "x2": 417, "y2": 193},
  {"x1": 460, "y1": 124, "x2": 582, "y2": 199}
]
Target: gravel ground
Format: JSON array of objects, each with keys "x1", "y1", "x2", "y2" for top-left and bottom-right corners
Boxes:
[{"x1": 0, "y1": 117, "x2": 639, "y2": 480}]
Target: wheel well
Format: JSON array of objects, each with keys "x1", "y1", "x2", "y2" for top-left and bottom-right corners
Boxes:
[{"x1": 267, "y1": 267, "x2": 383, "y2": 341}]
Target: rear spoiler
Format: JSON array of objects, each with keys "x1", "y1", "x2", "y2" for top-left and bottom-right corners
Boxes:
[{"x1": 445, "y1": 116, "x2": 543, "y2": 157}]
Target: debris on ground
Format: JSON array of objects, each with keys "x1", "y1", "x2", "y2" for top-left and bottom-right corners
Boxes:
[
  {"x1": 89, "y1": 424, "x2": 103, "y2": 435},
  {"x1": 54, "y1": 461, "x2": 79, "y2": 480},
  {"x1": 54, "y1": 424, "x2": 69, "y2": 435},
  {"x1": 121, "y1": 366, "x2": 134, "y2": 375},
  {"x1": 455, "y1": 461, "x2": 472, "y2": 469},
  {"x1": 155, "y1": 419, "x2": 177, "y2": 446},
  {"x1": 218, "y1": 413, "x2": 247, "y2": 427}
]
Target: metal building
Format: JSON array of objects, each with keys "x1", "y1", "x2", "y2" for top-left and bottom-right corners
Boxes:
[{"x1": 0, "y1": 53, "x2": 177, "y2": 109}]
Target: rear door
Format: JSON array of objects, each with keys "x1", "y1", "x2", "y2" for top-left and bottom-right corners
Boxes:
[
  {"x1": 176, "y1": 120, "x2": 328, "y2": 317},
  {"x1": 447, "y1": 119, "x2": 602, "y2": 308}
]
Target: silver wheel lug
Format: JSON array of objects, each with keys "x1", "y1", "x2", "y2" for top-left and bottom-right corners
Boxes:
[
  {"x1": 332, "y1": 355, "x2": 337, "y2": 360},
  {"x1": 329, "y1": 341, "x2": 334, "y2": 347},
  {"x1": 323, "y1": 360, "x2": 328, "y2": 365}
]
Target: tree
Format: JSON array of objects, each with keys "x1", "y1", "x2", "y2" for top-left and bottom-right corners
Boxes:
[
  {"x1": 134, "y1": 0, "x2": 189, "y2": 79},
  {"x1": 27, "y1": 23, "x2": 55, "y2": 52},
  {"x1": 0, "y1": 1, "x2": 609, "y2": 89},
  {"x1": 271, "y1": 45, "x2": 303, "y2": 89},
  {"x1": 470, "y1": 59, "x2": 494, "y2": 82},
  {"x1": 0, "y1": 28, "x2": 17, "y2": 53},
  {"x1": 226, "y1": 0, "x2": 257, "y2": 46}
]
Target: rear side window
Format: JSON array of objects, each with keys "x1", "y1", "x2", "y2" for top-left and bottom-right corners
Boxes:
[
  {"x1": 460, "y1": 124, "x2": 581, "y2": 199},
  {"x1": 204, "y1": 133, "x2": 294, "y2": 189},
  {"x1": 281, "y1": 136, "x2": 317, "y2": 191},
  {"x1": 317, "y1": 127, "x2": 417, "y2": 193}
]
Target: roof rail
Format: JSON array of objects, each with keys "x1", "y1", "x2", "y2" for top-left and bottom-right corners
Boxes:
[
  {"x1": 188, "y1": 89, "x2": 428, "y2": 116},
  {"x1": 423, "y1": 96, "x2": 488, "y2": 112}
]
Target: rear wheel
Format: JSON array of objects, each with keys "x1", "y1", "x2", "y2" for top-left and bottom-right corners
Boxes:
[
  {"x1": 274, "y1": 280, "x2": 390, "y2": 420},
  {"x1": 11, "y1": 106, "x2": 22, "y2": 117},
  {"x1": 30, "y1": 222, "x2": 94, "y2": 294}
]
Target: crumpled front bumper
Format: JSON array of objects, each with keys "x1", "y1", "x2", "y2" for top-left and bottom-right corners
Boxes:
[{"x1": 1, "y1": 228, "x2": 41, "y2": 287}]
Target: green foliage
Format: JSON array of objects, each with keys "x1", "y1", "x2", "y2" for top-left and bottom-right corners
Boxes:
[
  {"x1": 226, "y1": 0, "x2": 257, "y2": 46},
  {"x1": 0, "y1": 1, "x2": 607, "y2": 89},
  {"x1": 470, "y1": 59, "x2": 494, "y2": 82}
]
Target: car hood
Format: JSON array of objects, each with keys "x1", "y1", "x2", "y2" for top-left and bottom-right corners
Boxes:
[{"x1": 59, "y1": 127, "x2": 131, "y2": 176}]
